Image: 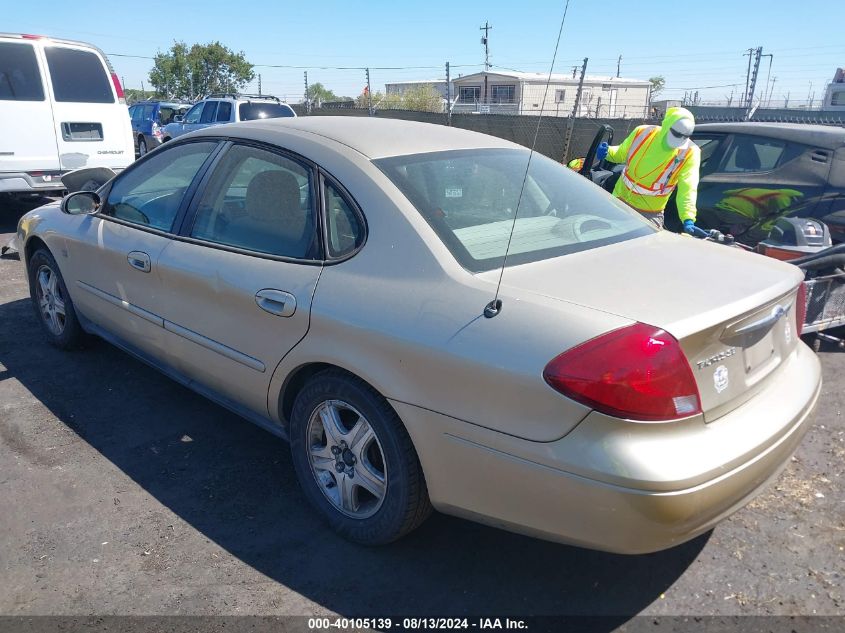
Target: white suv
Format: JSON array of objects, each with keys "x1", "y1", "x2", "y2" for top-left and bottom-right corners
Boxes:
[
  {"x1": 0, "y1": 33, "x2": 135, "y2": 197},
  {"x1": 160, "y1": 93, "x2": 296, "y2": 142}
]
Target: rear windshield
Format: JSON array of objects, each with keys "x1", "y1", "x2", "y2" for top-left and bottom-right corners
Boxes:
[
  {"x1": 157, "y1": 104, "x2": 189, "y2": 125},
  {"x1": 238, "y1": 102, "x2": 295, "y2": 120},
  {"x1": 0, "y1": 42, "x2": 44, "y2": 101},
  {"x1": 44, "y1": 46, "x2": 114, "y2": 103},
  {"x1": 375, "y1": 149, "x2": 654, "y2": 272}
]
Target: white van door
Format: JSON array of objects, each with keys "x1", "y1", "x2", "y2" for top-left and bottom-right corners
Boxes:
[
  {"x1": 0, "y1": 38, "x2": 60, "y2": 182},
  {"x1": 41, "y1": 42, "x2": 134, "y2": 172}
]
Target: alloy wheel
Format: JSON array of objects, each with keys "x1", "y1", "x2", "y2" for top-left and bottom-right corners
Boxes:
[{"x1": 35, "y1": 265, "x2": 66, "y2": 336}]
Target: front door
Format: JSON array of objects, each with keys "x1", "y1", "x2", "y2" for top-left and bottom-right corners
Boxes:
[
  {"x1": 155, "y1": 142, "x2": 323, "y2": 418},
  {"x1": 61, "y1": 140, "x2": 220, "y2": 360}
]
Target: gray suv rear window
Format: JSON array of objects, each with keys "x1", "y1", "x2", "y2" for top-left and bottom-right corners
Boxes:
[
  {"x1": 238, "y1": 103, "x2": 295, "y2": 120},
  {"x1": 44, "y1": 46, "x2": 114, "y2": 103},
  {"x1": 0, "y1": 42, "x2": 44, "y2": 101}
]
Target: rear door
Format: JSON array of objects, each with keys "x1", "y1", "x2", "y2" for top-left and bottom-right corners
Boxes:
[
  {"x1": 154, "y1": 141, "x2": 323, "y2": 417},
  {"x1": 0, "y1": 39, "x2": 59, "y2": 175},
  {"x1": 42, "y1": 42, "x2": 134, "y2": 171},
  {"x1": 692, "y1": 133, "x2": 828, "y2": 244}
]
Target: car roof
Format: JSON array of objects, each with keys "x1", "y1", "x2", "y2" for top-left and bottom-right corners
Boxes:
[
  {"x1": 696, "y1": 122, "x2": 845, "y2": 149},
  {"x1": 193, "y1": 116, "x2": 524, "y2": 159}
]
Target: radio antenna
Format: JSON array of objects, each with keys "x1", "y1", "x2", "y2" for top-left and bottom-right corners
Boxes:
[{"x1": 484, "y1": 0, "x2": 572, "y2": 319}]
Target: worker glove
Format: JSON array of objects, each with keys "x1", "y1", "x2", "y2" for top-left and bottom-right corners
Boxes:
[
  {"x1": 596, "y1": 142, "x2": 609, "y2": 161},
  {"x1": 683, "y1": 219, "x2": 697, "y2": 235}
]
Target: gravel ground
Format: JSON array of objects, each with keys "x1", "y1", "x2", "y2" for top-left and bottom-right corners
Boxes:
[{"x1": 0, "y1": 198, "x2": 842, "y2": 627}]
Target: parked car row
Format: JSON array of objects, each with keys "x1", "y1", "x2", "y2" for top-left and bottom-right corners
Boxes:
[{"x1": 128, "y1": 93, "x2": 296, "y2": 156}]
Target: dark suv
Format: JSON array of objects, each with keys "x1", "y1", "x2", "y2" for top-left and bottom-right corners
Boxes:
[{"x1": 128, "y1": 100, "x2": 191, "y2": 156}]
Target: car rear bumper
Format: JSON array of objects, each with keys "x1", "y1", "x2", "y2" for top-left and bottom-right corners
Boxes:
[
  {"x1": 0, "y1": 172, "x2": 67, "y2": 193},
  {"x1": 393, "y1": 343, "x2": 821, "y2": 554}
]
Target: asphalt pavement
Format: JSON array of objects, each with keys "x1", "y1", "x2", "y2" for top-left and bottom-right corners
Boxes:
[{"x1": 0, "y1": 197, "x2": 842, "y2": 628}]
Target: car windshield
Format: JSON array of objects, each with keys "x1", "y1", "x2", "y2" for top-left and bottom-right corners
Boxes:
[
  {"x1": 376, "y1": 148, "x2": 654, "y2": 272},
  {"x1": 238, "y1": 102, "x2": 295, "y2": 120}
]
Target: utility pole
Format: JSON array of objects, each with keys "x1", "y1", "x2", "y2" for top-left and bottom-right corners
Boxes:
[
  {"x1": 304, "y1": 71, "x2": 310, "y2": 114},
  {"x1": 761, "y1": 53, "x2": 773, "y2": 108},
  {"x1": 258, "y1": 74, "x2": 262, "y2": 96},
  {"x1": 480, "y1": 21, "x2": 492, "y2": 70},
  {"x1": 445, "y1": 62, "x2": 452, "y2": 125},
  {"x1": 616, "y1": 55, "x2": 622, "y2": 78},
  {"x1": 807, "y1": 81, "x2": 814, "y2": 109},
  {"x1": 745, "y1": 46, "x2": 762, "y2": 110},
  {"x1": 743, "y1": 48, "x2": 754, "y2": 107},
  {"x1": 366, "y1": 68, "x2": 373, "y2": 116},
  {"x1": 562, "y1": 58, "x2": 588, "y2": 162},
  {"x1": 785, "y1": 91, "x2": 790, "y2": 108},
  {"x1": 767, "y1": 76, "x2": 777, "y2": 107},
  {"x1": 571, "y1": 65, "x2": 578, "y2": 79}
]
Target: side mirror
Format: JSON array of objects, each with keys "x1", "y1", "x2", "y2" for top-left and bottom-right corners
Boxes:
[
  {"x1": 61, "y1": 191, "x2": 101, "y2": 215},
  {"x1": 174, "y1": 115, "x2": 184, "y2": 123}
]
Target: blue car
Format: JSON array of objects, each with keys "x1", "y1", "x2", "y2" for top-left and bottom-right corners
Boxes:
[{"x1": 128, "y1": 100, "x2": 191, "y2": 156}]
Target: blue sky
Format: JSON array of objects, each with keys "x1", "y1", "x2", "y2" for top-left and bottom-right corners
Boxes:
[{"x1": 6, "y1": 0, "x2": 844, "y2": 107}]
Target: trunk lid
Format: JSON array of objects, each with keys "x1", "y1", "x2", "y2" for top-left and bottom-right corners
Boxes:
[{"x1": 490, "y1": 232, "x2": 804, "y2": 421}]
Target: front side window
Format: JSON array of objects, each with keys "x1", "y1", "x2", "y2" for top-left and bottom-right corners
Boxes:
[
  {"x1": 103, "y1": 141, "x2": 217, "y2": 231},
  {"x1": 691, "y1": 134, "x2": 726, "y2": 175},
  {"x1": 183, "y1": 103, "x2": 203, "y2": 124},
  {"x1": 0, "y1": 42, "x2": 44, "y2": 101},
  {"x1": 44, "y1": 46, "x2": 114, "y2": 103},
  {"x1": 190, "y1": 144, "x2": 316, "y2": 259},
  {"x1": 831, "y1": 90, "x2": 845, "y2": 106},
  {"x1": 376, "y1": 149, "x2": 653, "y2": 272},
  {"x1": 722, "y1": 135, "x2": 786, "y2": 173}
]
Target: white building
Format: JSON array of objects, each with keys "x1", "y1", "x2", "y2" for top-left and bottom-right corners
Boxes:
[
  {"x1": 451, "y1": 70, "x2": 651, "y2": 118},
  {"x1": 822, "y1": 68, "x2": 845, "y2": 110}
]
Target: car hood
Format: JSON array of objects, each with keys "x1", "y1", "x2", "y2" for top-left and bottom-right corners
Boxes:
[{"x1": 485, "y1": 231, "x2": 803, "y2": 340}]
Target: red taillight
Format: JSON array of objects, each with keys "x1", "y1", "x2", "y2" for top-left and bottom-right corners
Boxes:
[
  {"x1": 543, "y1": 323, "x2": 702, "y2": 421},
  {"x1": 111, "y1": 73, "x2": 125, "y2": 102},
  {"x1": 796, "y1": 283, "x2": 807, "y2": 336},
  {"x1": 21, "y1": 34, "x2": 45, "y2": 40}
]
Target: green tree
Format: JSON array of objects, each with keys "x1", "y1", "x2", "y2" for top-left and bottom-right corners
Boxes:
[
  {"x1": 401, "y1": 84, "x2": 444, "y2": 112},
  {"x1": 305, "y1": 82, "x2": 341, "y2": 106},
  {"x1": 149, "y1": 41, "x2": 254, "y2": 99},
  {"x1": 649, "y1": 76, "x2": 666, "y2": 101}
]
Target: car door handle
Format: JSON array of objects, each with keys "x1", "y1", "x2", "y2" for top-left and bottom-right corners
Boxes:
[
  {"x1": 255, "y1": 289, "x2": 296, "y2": 318},
  {"x1": 127, "y1": 251, "x2": 151, "y2": 273}
]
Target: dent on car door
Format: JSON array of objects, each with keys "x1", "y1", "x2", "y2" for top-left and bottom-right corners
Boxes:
[
  {"x1": 153, "y1": 142, "x2": 323, "y2": 418},
  {"x1": 61, "y1": 140, "x2": 219, "y2": 359},
  {"x1": 692, "y1": 134, "x2": 828, "y2": 244}
]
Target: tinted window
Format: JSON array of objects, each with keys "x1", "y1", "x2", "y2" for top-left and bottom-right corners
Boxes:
[
  {"x1": 238, "y1": 102, "x2": 295, "y2": 120},
  {"x1": 104, "y1": 141, "x2": 216, "y2": 231},
  {"x1": 184, "y1": 103, "x2": 203, "y2": 124},
  {"x1": 199, "y1": 101, "x2": 218, "y2": 123},
  {"x1": 324, "y1": 181, "x2": 364, "y2": 258},
  {"x1": 722, "y1": 135, "x2": 786, "y2": 173},
  {"x1": 0, "y1": 42, "x2": 45, "y2": 101},
  {"x1": 376, "y1": 149, "x2": 653, "y2": 272},
  {"x1": 190, "y1": 144, "x2": 316, "y2": 259},
  {"x1": 831, "y1": 90, "x2": 845, "y2": 107},
  {"x1": 44, "y1": 47, "x2": 114, "y2": 103},
  {"x1": 692, "y1": 135, "x2": 726, "y2": 175},
  {"x1": 158, "y1": 104, "x2": 188, "y2": 125},
  {"x1": 216, "y1": 101, "x2": 232, "y2": 122},
  {"x1": 141, "y1": 104, "x2": 155, "y2": 121}
]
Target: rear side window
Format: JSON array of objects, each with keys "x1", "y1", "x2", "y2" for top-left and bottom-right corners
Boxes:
[
  {"x1": 324, "y1": 181, "x2": 364, "y2": 258},
  {"x1": 0, "y1": 42, "x2": 44, "y2": 101},
  {"x1": 238, "y1": 102, "x2": 295, "y2": 120},
  {"x1": 44, "y1": 46, "x2": 114, "y2": 103},
  {"x1": 103, "y1": 141, "x2": 217, "y2": 231},
  {"x1": 722, "y1": 135, "x2": 786, "y2": 173},
  {"x1": 199, "y1": 101, "x2": 218, "y2": 123},
  {"x1": 216, "y1": 101, "x2": 232, "y2": 122}
]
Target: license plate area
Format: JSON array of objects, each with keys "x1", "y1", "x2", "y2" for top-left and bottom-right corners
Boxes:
[{"x1": 743, "y1": 330, "x2": 776, "y2": 376}]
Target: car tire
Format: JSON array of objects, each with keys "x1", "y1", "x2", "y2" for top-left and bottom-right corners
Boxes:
[
  {"x1": 138, "y1": 137, "x2": 147, "y2": 156},
  {"x1": 289, "y1": 369, "x2": 432, "y2": 544},
  {"x1": 27, "y1": 248, "x2": 84, "y2": 350}
]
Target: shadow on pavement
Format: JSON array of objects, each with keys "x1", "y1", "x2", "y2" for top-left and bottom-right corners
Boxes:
[{"x1": 0, "y1": 296, "x2": 708, "y2": 626}]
